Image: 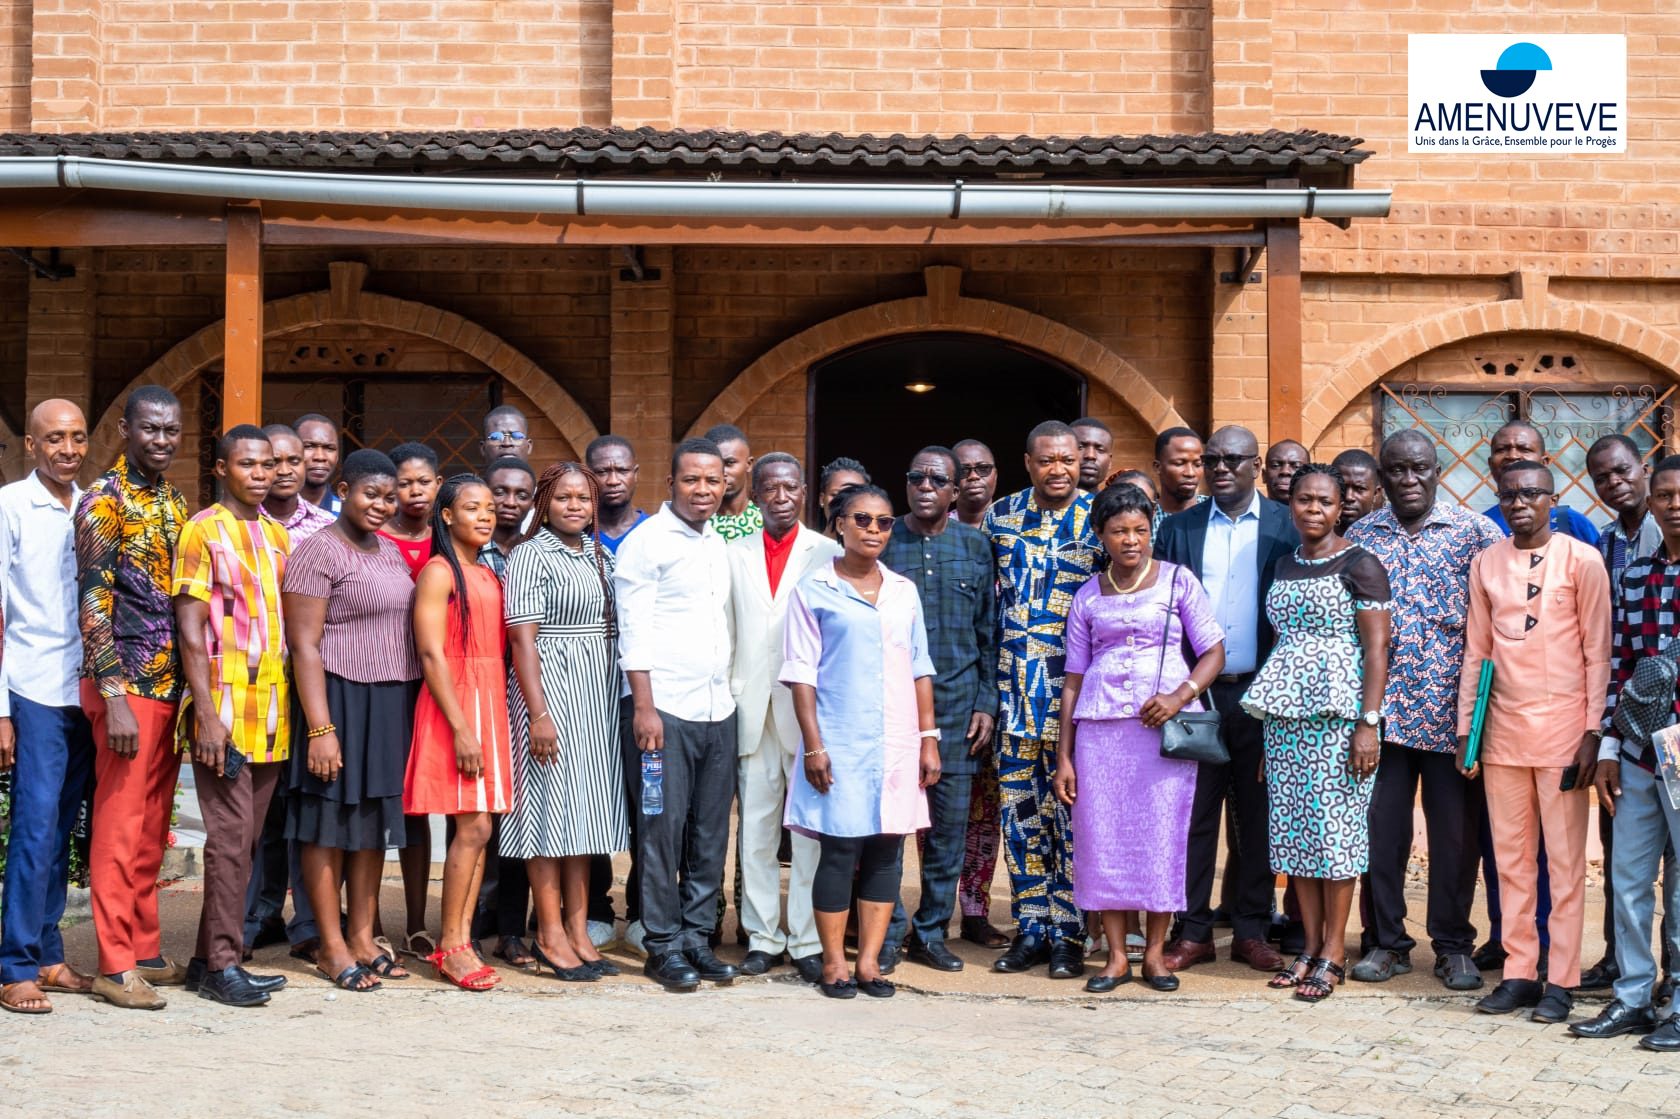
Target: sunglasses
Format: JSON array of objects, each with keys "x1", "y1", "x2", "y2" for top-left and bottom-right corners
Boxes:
[
  {"x1": 847, "y1": 512, "x2": 897, "y2": 532},
  {"x1": 955, "y1": 463, "x2": 995, "y2": 479},
  {"x1": 906, "y1": 470, "x2": 952, "y2": 488},
  {"x1": 485, "y1": 431, "x2": 529, "y2": 444},
  {"x1": 1496, "y1": 487, "x2": 1554, "y2": 504},
  {"x1": 1201, "y1": 453, "x2": 1254, "y2": 472}
]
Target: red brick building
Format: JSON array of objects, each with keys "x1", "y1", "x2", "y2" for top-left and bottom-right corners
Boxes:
[{"x1": 0, "y1": 2, "x2": 1672, "y2": 512}]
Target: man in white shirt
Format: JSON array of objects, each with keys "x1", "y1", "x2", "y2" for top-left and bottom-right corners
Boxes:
[
  {"x1": 0, "y1": 399, "x2": 95, "y2": 1015},
  {"x1": 613, "y1": 437, "x2": 740, "y2": 992}
]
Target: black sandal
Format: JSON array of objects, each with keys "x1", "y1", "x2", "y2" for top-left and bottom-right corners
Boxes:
[
  {"x1": 320, "y1": 962, "x2": 381, "y2": 992},
  {"x1": 1268, "y1": 953, "x2": 1315, "y2": 990},
  {"x1": 1295, "y1": 958, "x2": 1344, "y2": 1003},
  {"x1": 494, "y1": 936, "x2": 536, "y2": 968},
  {"x1": 363, "y1": 953, "x2": 410, "y2": 980}
]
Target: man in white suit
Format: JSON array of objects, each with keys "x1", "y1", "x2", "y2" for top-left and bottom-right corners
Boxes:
[{"x1": 727, "y1": 452, "x2": 841, "y2": 983}]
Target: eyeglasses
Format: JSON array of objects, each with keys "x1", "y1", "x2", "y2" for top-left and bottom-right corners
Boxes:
[
  {"x1": 955, "y1": 463, "x2": 995, "y2": 479},
  {"x1": 906, "y1": 470, "x2": 952, "y2": 488},
  {"x1": 485, "y1": 431, "x2": 529, "y2": 444},
  {"x1": 1201, "y1": 453, "x2": 1254, "y2": 472},
  {"x1": 847, "y1": 512, "x2": 896, "y2": 532},
  {"x1": 1496, "y1": 487, "x2": 1555, "y2": 504}
]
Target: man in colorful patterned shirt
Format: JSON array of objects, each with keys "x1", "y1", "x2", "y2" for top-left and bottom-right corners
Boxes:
[
  {"x1": 172, "y1": 425, "x2": 292, "y2": 1008},
  {"x1": 705, "y1": 423, "x2": 764, "y2": 540},
  {"x1": 76, "y1": 387, "x2": 191, "y2": 1011},
  {"x1": 1347, "y1": 428, "x2": 1503, "y2": 991},
  {"x1": 983, "y1": 421, "x2": 1101, "y2": 979}
]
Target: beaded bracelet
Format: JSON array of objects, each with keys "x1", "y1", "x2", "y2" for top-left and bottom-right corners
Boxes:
[{"x1": 307, "y1": 723, "x2": 337, "y2": 739}]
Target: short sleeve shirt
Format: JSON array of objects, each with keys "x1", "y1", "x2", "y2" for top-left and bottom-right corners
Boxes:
[{"x1": 282, "y1": 529, "x2": 421, "y2": 683}]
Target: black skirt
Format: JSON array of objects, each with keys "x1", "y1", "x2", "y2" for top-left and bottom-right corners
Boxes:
[{"x1": 286, "y1": 674, "x2": 419, "y2": 852}]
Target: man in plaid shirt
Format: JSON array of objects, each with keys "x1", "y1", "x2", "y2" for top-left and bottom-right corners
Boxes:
[{"x1": 1574, "y1": 455, "x2": 1680, "y2": 1048}]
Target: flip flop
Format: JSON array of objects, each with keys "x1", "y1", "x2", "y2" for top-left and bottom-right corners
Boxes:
[
  {"x1": 0, "y1": 982, "x2": 52, "y2": 1015},
  {"x1": 318, "y1": 963, "x2": 381, "y2": 993}
]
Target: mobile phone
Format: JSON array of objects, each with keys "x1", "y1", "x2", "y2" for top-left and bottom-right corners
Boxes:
[
  {"x1": 1559, "y1": 763, "x2": 1581, "y2": 792},
  {"x1": 223, "y1": 744, "x2": 247, "y2": 780}
]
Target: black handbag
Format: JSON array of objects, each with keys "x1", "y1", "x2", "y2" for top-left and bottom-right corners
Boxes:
[{"x1": 1152, "y1": 569, "x2": 1228, "y2": 765}]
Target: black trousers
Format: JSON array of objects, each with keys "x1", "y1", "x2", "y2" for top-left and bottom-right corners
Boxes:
[
  {"x1": 1178, "y1": 678, "x2": 1273, "y2": 944},
  {"x1": 1365, "y1": 742, "x2": 1480, "y2": 958},
  {"x1": 470, "y1": 815, "x2": 532, "y2": 940},
  {"x1": 621, "y1": 707, "x2": 737, "y2": 957},
  {"x1": 814, "y1": 833, "x2": 903, "y2": 912}
]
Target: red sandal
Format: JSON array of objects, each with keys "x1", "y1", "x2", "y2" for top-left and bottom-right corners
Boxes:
[{"x1": 426, "y1": 944, "x2": 500, "y2": 992}]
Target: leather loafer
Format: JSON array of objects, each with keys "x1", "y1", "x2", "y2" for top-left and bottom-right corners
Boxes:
[
  {"x1": 92, "y1": 973, "x2": 166, "y2": 1011},
  {"x1": 1231, "y1": 937, "x2": 1285, "y2": 973},
  {"x1": 134, "y1": 959, "x2": 189, "y2": 988},
  {"x1": 1161, "y1": 938, "x2": 1217, "y2": 972},
  {"x1": 1470, "y1": 940, "x2": 1508, "y2": 971},
  {"x1": 1639, "y1": 1015, "x2": 1680, "y2": 1052},
  {"x1": 1476, "y1": 977, "x2": 1543, "y2": 1015},
  {"x1": 1048, "y1": 941, "x2": 1085, "y2": 980},
  {"x1": 184, "y1": 957, "x2": 207, "y2": 992},
  {"x1": 907, "y1": 940, "x2": 964, "y2": 972},
  {"x1": 1531, "y1": 983, "x2": 1573, "y2": 1024},
  {"x1": 235, "y1": 966, "x2": 288, "y2": 994},
  {"x1": 791, "y1": 954, "x2": 823, "y2": 985},
  {"x1": 684, "y1": 947, "x2": 738, "y2": 983},
  {"x1": 1084, "y1": 970, "x2": 1131, "y2": 993},
  {"x1": 1568, "y1": 999, "x2": 1657, "y2": 1039},
  {"x1": 1577, "y1": 956, "x2": 1619, "y2": 992},
  {"x1": 737, "y1": 950, "x2": 781, "y2": 976},
  {"x1": 196, "y1": 965, "x2": 271, "y2": 1007},
  {"x1": 993, "y1": 934, "x2": 1050, "y2": 974},
  {"x1": 877, "y1": 942, "x2": 901, "y2": 976},
  {"x1": 644, "y1": 952, "x2": 701, "y2": 992}
]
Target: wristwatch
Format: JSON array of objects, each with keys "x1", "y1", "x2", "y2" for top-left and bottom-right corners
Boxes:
[{"x1": 1359, "y1": 711, "x2": 1381, "y2": 727}]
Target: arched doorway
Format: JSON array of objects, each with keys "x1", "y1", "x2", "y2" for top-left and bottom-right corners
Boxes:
[{"x1": 810, "y1": 333, "x2": 1085, "y2": 506}]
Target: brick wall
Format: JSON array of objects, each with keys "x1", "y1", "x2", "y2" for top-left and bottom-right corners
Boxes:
[{"x1": 0, "y1": 0, "x2": 29, "y2": 131}]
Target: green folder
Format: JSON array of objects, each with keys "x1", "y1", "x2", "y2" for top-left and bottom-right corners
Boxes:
[{"x1": 1464, "y1": 659, "x2": 1495, "y2": 770}]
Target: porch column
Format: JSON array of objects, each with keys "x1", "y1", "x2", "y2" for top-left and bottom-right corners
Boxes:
[
  {"x1": 610, "y1": 246, "x2": 675, "y2": 510},
  {"x1": 24, "y1": 249, "x2": 94, "y2": 480},
  {"x1": 222, "y1": 203, "x2": 263, "y2": 430},
  {"x1": 1265, "y1": 216, "x2": 1304, "y2": 445}
]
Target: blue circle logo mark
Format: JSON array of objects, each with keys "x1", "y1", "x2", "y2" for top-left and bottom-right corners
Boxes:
[{"x1": 1480, "y1": 41, "x2": 1552, "y2": 98}]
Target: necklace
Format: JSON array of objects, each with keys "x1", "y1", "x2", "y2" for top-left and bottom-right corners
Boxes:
[{"x1": 1104, "y1": 558, "x2": 1154, "y2": 595}]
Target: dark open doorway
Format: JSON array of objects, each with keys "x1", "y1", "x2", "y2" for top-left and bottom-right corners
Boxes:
[{"x1": 809, "y1": 333, "x2": 1086, "y2": 516}]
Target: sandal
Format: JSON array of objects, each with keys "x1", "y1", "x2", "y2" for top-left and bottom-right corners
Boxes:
[
  {"x1": 0, "y1": 981, "x2": 52, "y2": 1015},
  {"x1": 289, "y1": 937, "x2": 321, "y2": 965},
  {"x1": 426, "y1": 944, "x2": 500, "y2": 992},
  {"x1": 401, "y1": 930, "x2": 438, "y2": 960},
  {"x1": 494, "y1": 935, "x2": 536, "y2": 968},
  {"x1": 37, "y1": 963, "x2": 93, "y2": 994},
  {"x1": 318, "y1": 962, "x2": 381, "y2": 992},
  {"x1": 362, "y1": 952, "x2": 410, "y2": 980},
  {"x1": 1295, "y1": 958, "x2": 1345, "y2": 1003},
  {"x1": 1268, "y1": 953, "x2": 1316, "y2": 990}
]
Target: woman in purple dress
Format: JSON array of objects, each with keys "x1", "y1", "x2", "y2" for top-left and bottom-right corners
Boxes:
[{"x1": 1054, "y1": 484, "x2": 1225, "y2": 993}]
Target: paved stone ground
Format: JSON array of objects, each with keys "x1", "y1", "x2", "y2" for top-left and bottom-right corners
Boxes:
[{"x1": 4, "y1": 873, "x2": 1675, "y2": 1119}]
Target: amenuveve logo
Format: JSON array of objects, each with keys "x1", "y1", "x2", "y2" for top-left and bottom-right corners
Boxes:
[{"x1": 1480, "y1": 41, "x2": 1551, "y2": 98}]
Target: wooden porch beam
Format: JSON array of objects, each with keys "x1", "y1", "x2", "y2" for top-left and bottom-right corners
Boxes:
[{"x1": 222, "y1": 203, "x2": 263, "y2": 430}]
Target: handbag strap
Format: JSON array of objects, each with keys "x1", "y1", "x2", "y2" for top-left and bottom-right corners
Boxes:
[{"x1": 1152, "y1": 564, "x2": 1177, "y2": 698}]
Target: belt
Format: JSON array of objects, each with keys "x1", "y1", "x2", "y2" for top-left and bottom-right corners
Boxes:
[{"x1": 1214, "y1": 672, "x2": 1255, "y2": 685}]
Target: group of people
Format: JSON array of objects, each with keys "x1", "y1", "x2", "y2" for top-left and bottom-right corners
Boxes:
[{"x1": 0, "y1": 394, "x2": 1677, "y2": 1047}]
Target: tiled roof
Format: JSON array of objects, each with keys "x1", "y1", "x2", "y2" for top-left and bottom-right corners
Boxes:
[{"x1": 0, "y1": 127, "x2": 1370, "y2": 176}]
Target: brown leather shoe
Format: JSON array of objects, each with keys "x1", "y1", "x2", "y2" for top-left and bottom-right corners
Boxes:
[
  {"x1": 135, "y1": 959, "x2": 189, "y2": 987},
  {"x1": 1232, "y1": 937, "x2": 1286, "y2": 972},
  {"x1": 92, "y1": 973, "x2": 166, "y2": 1011},
  {"x1": 1161, "y1": 938, "x2": 1217, "y2": 971}
]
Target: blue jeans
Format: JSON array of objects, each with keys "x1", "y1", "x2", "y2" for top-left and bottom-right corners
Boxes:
[
  {"x1": 1611, "y1": 761, "x2": 1680, "y2": 1009},
  {"x1": 0, "y1": 694, "x2": 94, "y2": 984},
  {"x1": 887, "y1": 771, "x2": 973, "y2": 950}
]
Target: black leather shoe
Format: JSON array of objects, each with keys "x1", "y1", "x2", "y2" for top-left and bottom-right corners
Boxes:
[
  {"x1": 1639, "y1": 1015, "x2": 1680, "y2": 1052},
  {"x1": 1568, "y1": 999, "x2": 1658, "y2": 1038},
  {"x1": 877, "y1": 942, "x2": 901, "y2": 976},
  {"x1": 1143, "y1": 971, "x2": 1180, "y2": 992},
  {"x1": 1084, "y1": 970, "x2": 1131, "y2": 993},
  {"x1": 1658, "y1": 973, "x2": 1676, "y2": 1009},
  {"x1": 1477, "y1": 978, "x2": 1544, "y2": 1014},
  {"x1": 1577, "y1": 957, "x2": 1619, "y2": 991},
  {"x1": 907, "y1": 939, "x2": 964, "y2": 972},
  {"x1": 1470, "y1": 940, "x2": 1508, "y2": 971},
  {"x1": 1048, "y1": 941, "x2": 1085, "y2": 980},
  {"x1": 738, "y1": 950, "x2": 781, "y2": 976},
  {"x1": 184, "y1": 957, "x2": 207, "y2": 992},
  {"x1": 644, "y1": 952, "x2": 701, "y2": 992},
  {"x1": 993, "y1": 934, "x2": 1050, "y2": 974},
  {"x1": 196, "y1": 965, "x2": 271, "y2": 1007},
  {"x1": 249, "y1": 917, "x2": 288, "y2": 951},
  {"x1": 1532, "y1": 983, "x2": 1573, "y2": 1024},
  {"x1": 791, "y1": 954, "x2": 823, "y2": 984},
  {"x1": 234, "y1": 966, "x2": 287, "y2": 994},
  {"x1": 684, "y1": 947, "x2": 739, "y2": 983}
]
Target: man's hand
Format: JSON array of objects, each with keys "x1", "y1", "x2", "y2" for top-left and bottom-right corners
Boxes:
[
  {"x1": 193, "y1": 709, "x2": 232, "y2": 775},
  {"x1": 1570, "y1": 734, "x2": 1600, "y2": 793},
  {"x1": 633, "y1": 703, "x2": 664, "y2": 754},
  {"x1": 1594, "y1": 759, "x2": 1622, "y2": 817},
  {"x1": 965, "y1": 711, "x2": 995, "y2": 757},
  {"x1": 1455, "y1": 734, "x2": 1478, "y2": 780},
  {"x1": 0, "y1": 717, "x2": 14, "y2": 770},
  {"x1": 103, "y1": 692, "x2": 141, "y2": 758}
]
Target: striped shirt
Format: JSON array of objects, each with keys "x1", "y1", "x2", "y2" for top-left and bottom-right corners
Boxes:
[
  {"x1": 171, "y1": 504, "x2": 291, "y2": 762},
  {"x1": 265, "y1": 497, "x2": 336, "y2": 546},
  {"x1": 282, "y1": 529, "x2": 421, "y2": 684}
]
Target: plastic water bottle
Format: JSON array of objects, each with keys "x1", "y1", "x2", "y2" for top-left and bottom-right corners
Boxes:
[{"x1": 641, "y1": 751, "x2": 664, "y2": 816}]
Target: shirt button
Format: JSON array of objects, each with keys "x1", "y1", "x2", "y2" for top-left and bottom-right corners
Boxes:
[{"x1": 1122, "y1": 704, "x2": 1134, "y2": 715}]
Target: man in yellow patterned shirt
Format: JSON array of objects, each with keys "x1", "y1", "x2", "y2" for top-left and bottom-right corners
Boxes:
[{"x1": 172, "y1": 425, "x2": 291, "y2": 1008}]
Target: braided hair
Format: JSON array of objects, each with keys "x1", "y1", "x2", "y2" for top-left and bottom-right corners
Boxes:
[
  {"x1": 429, "y1": 473, "x2": 492, "y2": 641},
  {"x1": 1287, "y1": 461, "x2": 1344, "y2": 501},
  {"x1": 523, "y1": 461, "x2": 617, "y2": 639}
]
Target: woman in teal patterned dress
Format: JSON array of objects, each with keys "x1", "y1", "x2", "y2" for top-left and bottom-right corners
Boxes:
[{"x1": 1242, "y1": 464, "x2": 1391, "y2": 1003}]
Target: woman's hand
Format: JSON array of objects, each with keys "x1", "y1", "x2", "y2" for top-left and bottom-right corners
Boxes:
[
  {"x1": 1453, "y1": 734, "x2": 1478, "y2": 780},
  {"x1": 804, "y1": 747, "x2": 833, "y2": 795},
  {"x1": 1052, "y1": 758, "x2": 1077, "y2": 806},
  {"x1": 454, "y1": 727, "x2": 484, "y2": 779},
  {"x1": 307, "y1": 731, "x2": 343, "y2": 782},
  {"x1": 919, "y1": 738, "x2": 942, "y2": 789},
  {"x1": 1350, "y1": 724, "x2": 1380, "y2": 780},
  {"x1": 530, "y1": 712, "x2": 560, "y2": 764},
  {"x1": 1140, "y1": 687, "x2": 1187, "y2": 729}
]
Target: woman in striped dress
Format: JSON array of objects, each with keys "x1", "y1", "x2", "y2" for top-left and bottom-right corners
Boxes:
[
  {"x1": 405, "y1": 474, "x2": 514, "y2": 991},
  {"x1": 505, "y1": 462, "x2": 629, "y2": 982}
]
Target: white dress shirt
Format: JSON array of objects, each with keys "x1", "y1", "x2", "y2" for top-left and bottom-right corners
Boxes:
[
  {"x1": 1201, "y1": 490, "x2": 1262, "y2": 675},
  {"x1": 0, "y1": 471, "x2": 84, "y2": 717},
  {"x1": 613, "y1": 502, "x2": 736, "y2": 723}
]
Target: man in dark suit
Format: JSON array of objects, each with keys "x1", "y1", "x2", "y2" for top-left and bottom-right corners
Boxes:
[{"x1": 1154, "y1": 425, "x2": 1299, "y2": 973}]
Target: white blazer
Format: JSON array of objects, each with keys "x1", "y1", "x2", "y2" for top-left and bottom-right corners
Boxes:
[{"x1": 727, "y1": 523, "x2": 842, "y2": 758}]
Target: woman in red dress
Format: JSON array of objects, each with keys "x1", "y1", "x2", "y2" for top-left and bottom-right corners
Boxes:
[{"x1": 404, "y1": 474, "x2": 514, "y2": 990}]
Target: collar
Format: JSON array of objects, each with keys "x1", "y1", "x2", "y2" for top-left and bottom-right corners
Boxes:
[
  {"x1": 763, "y1": 521, "x2": 801, "y2": 551},
  {"x1": 25, "y1": 469, "x2": 79, "y2": 509},
  {"x1": 1611, "y1": 509, "x2": 1657, "y2": 541},
  {"x1": 811, "y1": 557, "x2": 893, "y2": 589},
  {"x1": 117, "y1": 453, "x2": 164, "y2": 492},
  {"x1": 1207, "y1": 490, "x2": 1262, "y2": 524},
  {"x1": 658, "y1": 502, "x2": 712, "y2": 539}
]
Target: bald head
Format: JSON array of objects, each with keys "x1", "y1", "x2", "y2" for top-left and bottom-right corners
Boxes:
[{"x1": 26, "y1": 398, "x2": 88, "y2": 491}]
